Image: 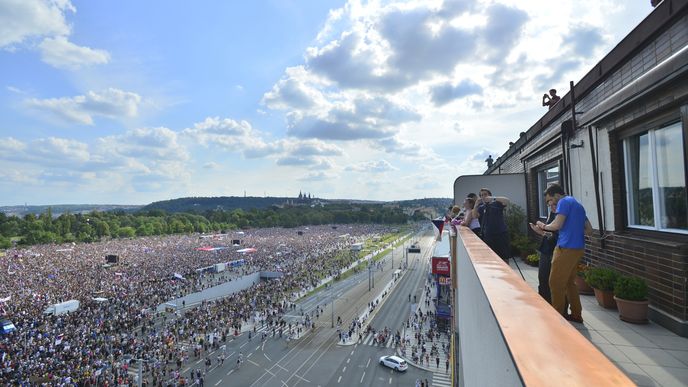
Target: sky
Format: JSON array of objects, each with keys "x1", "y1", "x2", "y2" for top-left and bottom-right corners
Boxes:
[{"x1": 0, "y1": 0, "x2": 654, "y2": 206}]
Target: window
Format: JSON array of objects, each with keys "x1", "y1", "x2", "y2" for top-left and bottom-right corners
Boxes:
[
  {"x1": 537, "y1": 164, "x2": 559, "y2": 218},
  {"x1": 623, "y1": 121, "x2": 687, "y2": 233}
]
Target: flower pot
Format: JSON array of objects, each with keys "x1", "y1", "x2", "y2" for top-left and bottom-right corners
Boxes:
[
  {"x1": 593, "y1": 288, "x2": 617, "y2": 309},
  {"x1": 575, "y1": 276, "x2": 594, "y2": 295},
  {"x1": 614, "y1": 296, "x2": 649, "y2": 324}
]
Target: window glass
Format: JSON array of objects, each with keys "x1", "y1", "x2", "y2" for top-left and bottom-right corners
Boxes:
[
  {"x1": 626, "y1": 133, "x2": 654, "y2": 226},
  {"x1": 624, "y1": 121, "x2": 687, "y2": 232},
  {"x1": 537, "y1": 165, "x2": 559, "y2": 217},
  {"x1": 655, "y1": 122, "x2": 687, "y2": 229}
]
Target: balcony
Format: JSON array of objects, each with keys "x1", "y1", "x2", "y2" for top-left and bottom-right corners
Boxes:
[{"x1": 452, "y1": 227, "x2": 688, "y2": 386}]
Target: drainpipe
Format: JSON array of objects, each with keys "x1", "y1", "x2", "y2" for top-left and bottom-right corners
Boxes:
[{"x1": 588, "y1": 125, "x2": 606, "y2": 249}]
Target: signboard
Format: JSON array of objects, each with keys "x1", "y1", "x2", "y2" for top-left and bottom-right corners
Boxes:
[
  {"x1": 432, "y1": 257, "x2": 450, "y2": 276},
  {"x1": 438, "y1": 276, "x2": 451, "y2": 286}
]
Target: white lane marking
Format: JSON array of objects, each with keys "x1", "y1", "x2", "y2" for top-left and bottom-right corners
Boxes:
[
  {"x1": 347, "y1": 358, "x2": 350, "y2": 364},
  {"x1": 248, "y1": 359, "x2": 260, "y2": 366},
  {"x1": 281, "y1": 381, "x2": 288, "y2": 386},
  {"x1": 247, "y1": 352, "x2": 253, "y2": 358},
  {"x1": 351, "y1": 350, "x2": 355, "y2": 356},
  {"x1": 264, "y1": 353, "x2": 271, "y2": 361},
  {"x1": 294, "y1": 374, "x2": 311, "y2": 383},
  {"x1": 240, "y1": 342, "x2": 248, "y2": 348},
  {"x1": 365, "y1": 358, "x2": 370, "y2": 368},
  {"x1": 256, "y1": 345, "x2": 260, "y2": 351},
  {"x1": 338, "y1": 375, "x2": 342, "y2": 383},
  {"x1": 227, "y1": 369, "x2": 234, "y2": 376},
  {"x1": 389, "y1": 377, "x2": 392, "y2": 384},
  {"x1": 360, "y1": 371, "x2": 365, "y2": 383},
  {"x1": 342, "y1": 366, "x2": 346, "y2": 373},
  {"x1": 215, "y1": 380, "x2": 223, "y2": 386}
]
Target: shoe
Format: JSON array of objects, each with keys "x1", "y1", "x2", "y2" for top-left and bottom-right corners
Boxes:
[{"x1": 564, "y1": 314, "x2": 584, "y2": 323}]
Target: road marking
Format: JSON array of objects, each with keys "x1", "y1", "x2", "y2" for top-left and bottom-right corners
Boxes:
[
  {"x1": 240, "y1": 342, "x2": 248, "y2": 348},
  {"x1": 215, "y1": 380, "x2": 222, "y2": 386},
  {"x1": 338, "y1": 375, "x2": 342, "y2": 383},
  {"x1": 294, "y1": 374, "x2": 311, "y2": 383},
  {"x1": 276, "y1": 364, "x2": 288, "y2": 371},
  {"x1": 247, "y1": 352, "x2": 253, "y2": 358},
  {"x1": 264, "y1": 353, "x2": 271, "y2": 361},
  {"x1": 360, "y1": 371, "x2": 365, "y2": 383},
  {"x1": 196, "y1": 359, "x2": 203, "y2": 364},
  {"x1": 182, "y1": 367, "x2": 190, "y2": 373},
  {"x1": 342, "y1": 366, "x2": 346, "y2": 373},
  {"x1": 227, "y1": 370, "x2": 234, "y2": 376},
  {"x1": 256, "y1": 345, "x2": 260, "y2": 351},
  {"x1": 351, "y1": 350, "x2": 355, "y2": 356},
  {"x1": 347, "y1": 358, "x2": 350, "y2": 364},
  {"x1": 366, "y1": 358, "x2": 370, "y2": 368},
  {"x1": 263, "y1": 368, "x2": 275, "y2": 376},
  {"x1": 281, "y1": 381, "x2": 288, "y2": 386},
  {"x1": 248, "y1": 359, "x2": 260, "y2": 366},
  {"x1": 389, "y1": 377, "x2": 392, "y2": 384}
]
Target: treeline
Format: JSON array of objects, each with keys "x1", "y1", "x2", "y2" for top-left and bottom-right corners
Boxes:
[{"x1": 0, "y1": 204, "x2": 421, "y2": 248}]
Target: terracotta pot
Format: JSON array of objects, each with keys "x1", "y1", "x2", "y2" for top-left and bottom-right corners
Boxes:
[
  {"x1": 575, "y1": 276, "x2": 594, "y2": 295},
  {"x1": 593, "y1": 288, "x2": 617, "y2": 309},
  {"x1": 614, "y1": 296, "x2": 649, "y2": 324}
]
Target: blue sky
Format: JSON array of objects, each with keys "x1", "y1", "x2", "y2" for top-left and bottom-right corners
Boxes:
[{"x1": 0, "y1": 0, "x2": 652, "y2": 205}]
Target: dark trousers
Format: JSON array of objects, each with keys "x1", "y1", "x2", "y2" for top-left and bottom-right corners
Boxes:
[
  {"x1": 483, "y1": 232, "x2": 511, "y2": 261},
  {"x1": 538, "y1": 252, "x2": 552, "y2": 304}
]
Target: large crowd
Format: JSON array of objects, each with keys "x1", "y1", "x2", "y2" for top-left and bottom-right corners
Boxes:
[{"x1": 0, "y1": 224, "x2": 394, "y2": 385}]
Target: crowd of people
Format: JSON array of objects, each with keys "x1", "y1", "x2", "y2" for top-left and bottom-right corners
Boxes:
[{"x1": 0, "y1": 224, "x2": 395, "y2": 385}]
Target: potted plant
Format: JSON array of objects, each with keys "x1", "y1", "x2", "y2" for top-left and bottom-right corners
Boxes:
[
  {"x1": 584, "y1": 267, "x2": 620, "y2": 309},
  {"x1": 614, "y1": 276, "x2": 649, "y2": 323},
  {"x1": 511, "y1": 235, "x2": 536, "y2": 260},
  {"x1": 525, "y1": 253, "x2": 539, "y2": 267},
  {"x1": 575, "y1": 263, "x2": 594, "y2": 295}
]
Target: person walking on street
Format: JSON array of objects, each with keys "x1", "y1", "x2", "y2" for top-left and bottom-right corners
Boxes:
[{"x1": 536, "y1": 184, "x2": 593, "y2": 323}]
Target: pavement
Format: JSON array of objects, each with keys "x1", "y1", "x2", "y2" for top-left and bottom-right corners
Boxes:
[{"x1": 509, "y1": 259, "x2": 688, "y2": 387}]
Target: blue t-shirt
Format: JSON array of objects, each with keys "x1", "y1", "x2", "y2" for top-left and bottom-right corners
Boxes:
[{"x1": 556, "y1": 196, "x2": 587, "y2": 249}]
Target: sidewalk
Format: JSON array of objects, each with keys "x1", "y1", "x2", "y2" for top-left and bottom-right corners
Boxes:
[
  {"x1": 397, "y1": 277, "x2": 453, "y2": 387},
  {"x1": 509, "y1": 259, "x2": 688, "y2": 387}
]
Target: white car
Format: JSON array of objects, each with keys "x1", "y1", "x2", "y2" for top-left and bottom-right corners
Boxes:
[{"x1": 379, "y1": 355, "x2": 408, "y2": 372}]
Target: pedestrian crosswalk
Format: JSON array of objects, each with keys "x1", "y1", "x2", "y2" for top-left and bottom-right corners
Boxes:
[
  {"x1": 433, "y1": 371, "x2": 452, "y2": 387},
  {"x1": 359, "y1": 332, "x2": 397, "y2": 348}
]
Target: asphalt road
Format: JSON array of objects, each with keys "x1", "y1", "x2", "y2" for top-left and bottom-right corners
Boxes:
[{"x1": 195, "y1": 230, "x2": 440, "y2": 387}]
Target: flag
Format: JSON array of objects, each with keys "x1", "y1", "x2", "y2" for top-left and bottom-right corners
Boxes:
[
  {"x1": 432, "y1": 218, "x2": 445, "y2": 241},
  {"x1": 55, "y1": 334, "x2": 64, "y2": 346},
  {"x1": 173, "y1": 273, "x2": 186, "y2": 281}
]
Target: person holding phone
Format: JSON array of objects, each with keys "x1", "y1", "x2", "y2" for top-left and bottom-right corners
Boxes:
[{"x1": 529, "y1": 202, "x2": 558, "y2": 303}]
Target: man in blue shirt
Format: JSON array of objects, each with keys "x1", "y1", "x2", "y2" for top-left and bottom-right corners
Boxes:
[{"x1": 536, "y1": 184, "x2": 592, "y2": 323}]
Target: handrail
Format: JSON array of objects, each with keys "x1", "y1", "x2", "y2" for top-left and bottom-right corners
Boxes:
[{"x1": 456, "y1": 227, "x2": 634, "y2": 386}]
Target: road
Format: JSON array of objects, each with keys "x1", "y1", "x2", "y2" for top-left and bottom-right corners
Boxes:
[{"x1": 189, "y1": 230, "x2": 443, "y2": 387}]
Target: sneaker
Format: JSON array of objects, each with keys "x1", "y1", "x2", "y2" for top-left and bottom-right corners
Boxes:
[{"x1": 564, "y1": 314, "x2": 584, "y2": 323}]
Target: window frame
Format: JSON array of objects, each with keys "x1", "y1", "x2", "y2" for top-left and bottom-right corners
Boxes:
[
  {"x1": 536, "y1": 162, "x2": 560, "y2": 218},
  {"x1": 622, "y1": 118, "x2": 688, "y2": 234}
]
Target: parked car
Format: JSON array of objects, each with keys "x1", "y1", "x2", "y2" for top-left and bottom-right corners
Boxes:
[{"x1": 379, "y1": 355, "x2": 408, "y2": 372}]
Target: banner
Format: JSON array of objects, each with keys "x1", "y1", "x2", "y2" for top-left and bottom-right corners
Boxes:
[
  {"x1": 438, "y1": 276, "x2": 451, "y2": 286},
  {"x1": 431, "y1": 218, "x2": 445, "y2": 241},
  {"x1": 432, "y1": 257, "x2": 451, "y2": 276}
]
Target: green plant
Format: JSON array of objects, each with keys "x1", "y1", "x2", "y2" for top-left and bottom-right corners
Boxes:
[
  {"x1": 505, "y1": 204, "x2": 526, "y2": 241},
  {"x1": 511, "y1": 234, "x2": 537, "y2": 257},
  {"x1": 576, "y1": 262, "x2": 590, "y2": 277},
  {"x1": 584, "y1": 267, "x2": 620, "y2": 291},
  {"x1": 526, "y1": 253, "x2": 539, "y2": 266},
  {"x1": 614, "y1": 276, "x2": 648, "y2": 301}
]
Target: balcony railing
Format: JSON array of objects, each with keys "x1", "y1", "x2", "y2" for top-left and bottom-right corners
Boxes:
[{"x1": 451, "y1": 227, "x2": 634, "y2": 386}]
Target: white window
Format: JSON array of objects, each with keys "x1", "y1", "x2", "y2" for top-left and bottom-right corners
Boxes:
[
  {"x1": 623, "y1": 121, "x2": 687, "y2": 233},
  {"x1": 537, "y1": 164, "x2": 559, "y2": 218}
]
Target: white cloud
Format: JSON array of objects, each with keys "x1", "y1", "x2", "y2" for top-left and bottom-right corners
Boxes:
[
  {"x1": 38, "y1": 36, "x2": 110, "y2": 70},
  {"x1": 345, "y1": 159, "x2": 397, "y2": 173},
  {"x1": 26, "y1": 88, "x2": 142, "y2": 125},
  {"x1": 0, "y1": 0, "x2": 73, "y2": 48},
  {"x1": 0, "y1": 0, "x2": 110, "y2": 70},
  {"x1": 298, "y1": 171, "x2": 337, "y2": 181}
]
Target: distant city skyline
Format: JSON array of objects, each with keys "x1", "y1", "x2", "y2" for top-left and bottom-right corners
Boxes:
[{"x1": 0, "y1": 0, "x2": 653, "y2": 205}]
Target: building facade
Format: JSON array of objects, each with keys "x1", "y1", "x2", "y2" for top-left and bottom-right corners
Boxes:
[{"x1": 486, "y1": 0, "x2": 688, "y2": 335}]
